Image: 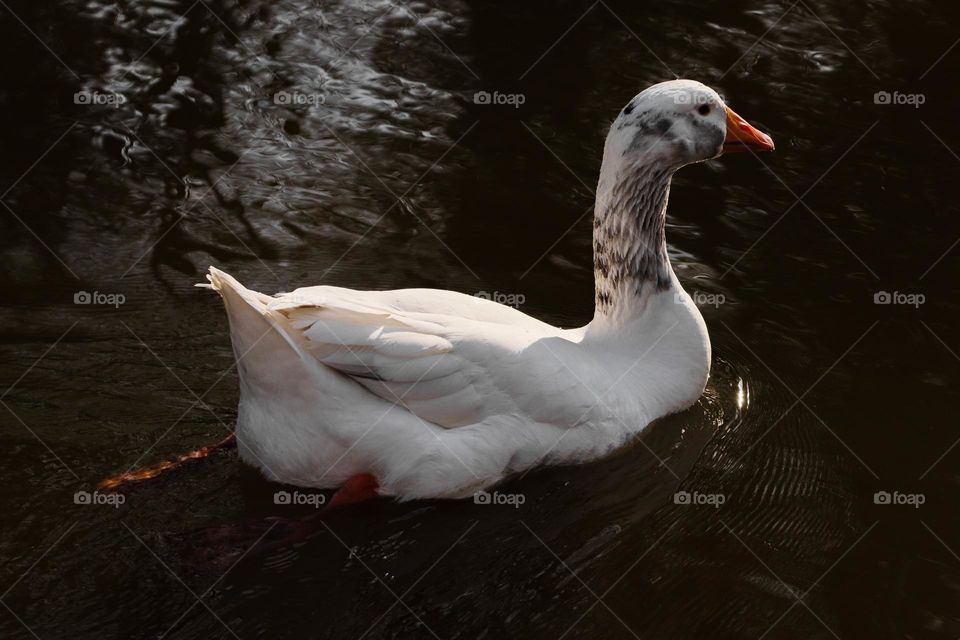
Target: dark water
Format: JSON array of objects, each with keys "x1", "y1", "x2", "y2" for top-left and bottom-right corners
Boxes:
[{"x1": 1, "y1": 0, "x2": 959, "y2": 637}]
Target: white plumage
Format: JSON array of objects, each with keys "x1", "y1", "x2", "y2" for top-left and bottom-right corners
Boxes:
[{"x1": 202, "y1": 80, "x2": 773, "y2": 501}]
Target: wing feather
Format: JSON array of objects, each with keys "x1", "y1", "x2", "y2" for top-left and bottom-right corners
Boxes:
[{"x1": 267, "y1": 287, "x2": 520, "y2": 427}]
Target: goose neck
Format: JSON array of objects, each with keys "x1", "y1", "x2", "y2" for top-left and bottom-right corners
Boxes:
[{"x1": 591, "y1": 162, "x2": 674, "y2": 327}]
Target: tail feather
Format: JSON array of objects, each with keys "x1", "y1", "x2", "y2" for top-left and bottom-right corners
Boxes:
[
  {"x1": 198, "y1": 266, "x2": 401, "y2": 484},
  {"x1": 201, "y1": 266, "x2": 273, "y2": 305},
  {"x1": 201, "y1": 267, "x2": 314, "y2": 384},
  {"x1": 197, "y1": 266, "x2": 450, "y2": 491}
]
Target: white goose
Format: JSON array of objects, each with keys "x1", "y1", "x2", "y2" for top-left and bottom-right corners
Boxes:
[{"x1": 202, "y1": 80, "x2": 773, "y2": 505}]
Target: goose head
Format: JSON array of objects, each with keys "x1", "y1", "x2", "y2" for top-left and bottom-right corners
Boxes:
[
  {"x1": 602, "y1": 79, "x2": 774, "y2": 173},
  {"x1": 591, "y1": 79, "x2": 773, "y2": 324}
]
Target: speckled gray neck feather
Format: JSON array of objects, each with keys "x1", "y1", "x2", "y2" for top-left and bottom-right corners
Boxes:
[{"x1": 593, "y1": 162, "x2": 673, "y2": 314}]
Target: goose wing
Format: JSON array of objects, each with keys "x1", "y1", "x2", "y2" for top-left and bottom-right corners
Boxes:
[{"x1": 268, "y1": 286, "x2": 590, "y2": 429}]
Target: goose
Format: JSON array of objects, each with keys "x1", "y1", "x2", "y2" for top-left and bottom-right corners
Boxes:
[{"x1": 200, "y1": 79, "x2": 773, "y2": 507}]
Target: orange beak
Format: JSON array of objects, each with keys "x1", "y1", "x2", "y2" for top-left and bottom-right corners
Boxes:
[{"x1": 723, "y1": 106, "x2": 775, "y2": 153}]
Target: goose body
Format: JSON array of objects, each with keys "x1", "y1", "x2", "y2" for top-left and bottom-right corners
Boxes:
[{"x1": 204, "y1": 80, "x2": 773, "y2": 501}]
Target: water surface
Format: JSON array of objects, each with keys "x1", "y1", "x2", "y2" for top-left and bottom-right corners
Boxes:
[{"x1": 1, "y1": 0, "x2": 959, "y2": 638}]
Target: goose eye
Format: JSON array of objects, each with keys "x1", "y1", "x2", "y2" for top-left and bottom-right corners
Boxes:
[{"x1": 697, "y1": 104, "x2": 711, "y2": 116}]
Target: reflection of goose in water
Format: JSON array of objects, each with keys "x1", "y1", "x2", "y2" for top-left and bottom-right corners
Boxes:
[{"x1": 197, "y1": 80, "x2": 773, "y2": 506}]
